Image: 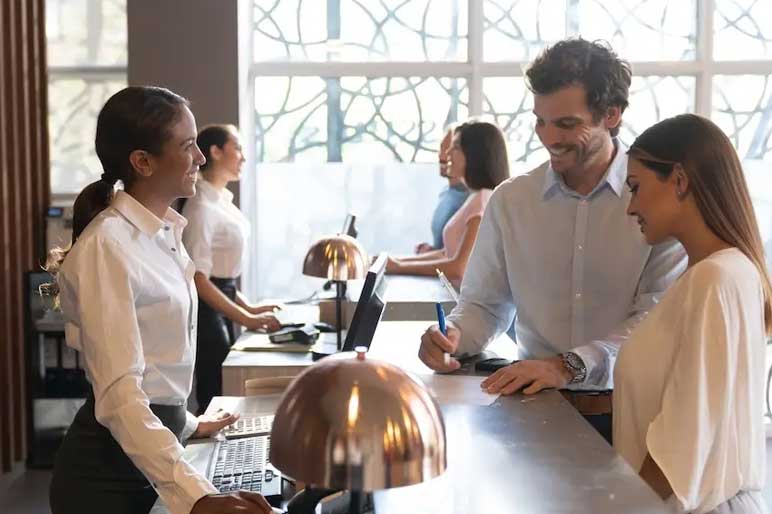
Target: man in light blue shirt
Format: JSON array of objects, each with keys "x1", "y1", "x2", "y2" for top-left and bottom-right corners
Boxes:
[{"x1": 418, "y1": 39, "x2": 686, "y2": 443}]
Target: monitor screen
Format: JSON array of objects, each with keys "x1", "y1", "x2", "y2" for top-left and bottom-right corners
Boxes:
[
  {"x1": 341, "y1": 214, "x2": 357, "y2": 239},
  {"x1": 342, "y1": 253, "x2": 387, "y2": 352}
]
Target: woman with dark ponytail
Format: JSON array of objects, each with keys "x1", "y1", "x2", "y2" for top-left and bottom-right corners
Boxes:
[
  {"x1": 181, "y1": 124, "x2": 280, "y2": 415},
  {"x1": 48, "y1": 86, "x2": 274, "y2": 514}
]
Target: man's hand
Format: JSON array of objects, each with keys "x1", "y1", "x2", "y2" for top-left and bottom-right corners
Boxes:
[
  {"x1": 191, "y1": 409, "x2": 239, "y2": 439},
  {"x1": 418, "y1": 323, "x2": 461, "y2": 373},
  {"x1": 480, "y1": 356, "x2": 572, "y2": 395},
  {"x1": 191, "y1": 491, "x2": 274, "y2": 514}
]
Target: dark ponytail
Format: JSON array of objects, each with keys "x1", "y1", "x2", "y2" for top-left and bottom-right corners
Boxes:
[
  {"x1": 44, "y1": 86, "x2": 189, "y2": 295},
  {"x1": 177, "y1": 123, "x2": 237, "y2": 213},
  {"x1": 197, "y1": 123, "x2": 237, "y2": 171}
]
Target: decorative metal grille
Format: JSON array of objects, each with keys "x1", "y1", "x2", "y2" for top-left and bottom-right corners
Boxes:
[
  {"x1": 713, "y1": 74, "x2": 772, "y2": 160},
  {"x1": 254, "y1": 0, "x2": 468, "y2": 62},
  {"x1": 714, "y1": 0, "x2": 772, "y2": 61},
  {"x1": 255, "y1": 76, "x2": 468, "y2": 163},
  {"x1": 482, "y1": 0, "x2": 695, "y2": 62}
]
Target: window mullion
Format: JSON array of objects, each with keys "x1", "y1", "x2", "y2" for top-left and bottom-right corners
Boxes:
[
  {"x1": 695, "y1": 0, "x2": 715, "y2": 116},
  {"x1": 468, "y1": 0, "x2": 483, "y2": 116}
]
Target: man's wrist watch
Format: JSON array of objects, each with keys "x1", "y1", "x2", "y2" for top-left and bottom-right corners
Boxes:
[{"x1": 560, "y1": 352, "x2": 587, "y2": 384}]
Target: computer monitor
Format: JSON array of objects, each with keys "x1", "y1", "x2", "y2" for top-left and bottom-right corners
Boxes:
[
  {"x1": 342, "y1": 253, "x2": 388, "y2": 352},
  {"x1": 341, "y1": 213, "x2": 357, "y2": 239}
]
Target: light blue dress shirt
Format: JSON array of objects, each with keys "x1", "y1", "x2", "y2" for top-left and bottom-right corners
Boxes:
[
  {"x1": 431, "y1": 183, "x2": 470, "y2": 249},
  {"x1": 447, "y1": 141, "x2": 687, "y2": 390}
]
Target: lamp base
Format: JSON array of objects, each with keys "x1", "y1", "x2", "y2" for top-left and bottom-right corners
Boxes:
[
  {"x1": 310, "y1": 338, "x2": 339, "y2": 361},
  {"x1": 287, "y1": 488, "x2": 374, "y2": 514}
]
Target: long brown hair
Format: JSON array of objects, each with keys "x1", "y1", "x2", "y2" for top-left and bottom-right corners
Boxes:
[
  {"x1": 44, "y1": 86, "x2": 190, "y2": 295},
  {"x1": 453, "y1": 120, "x2": 510, "y2": 190},
  {"x1": 629, "y1": 113, "x2": 772, "y2": 334}
]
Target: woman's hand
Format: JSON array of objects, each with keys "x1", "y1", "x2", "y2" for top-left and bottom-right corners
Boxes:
[
  {"x1": 385, "y1": 255, "x2": 402, "y2": 274},
  {"x1": 247, "y1": 303, "x2": 282, "y2": 316},
  {"x1": 415, "y1": 242, "x2": 433, "y2": 254},
  {"x1": 191, "y1": 491, "x2": 275, "y2": 514},
  {"x1": 191, "y1": 409, "x2": 239, "y2": 439},
  {"x1": 242, "y1": 312, "x2": 281, "y2": 332}
]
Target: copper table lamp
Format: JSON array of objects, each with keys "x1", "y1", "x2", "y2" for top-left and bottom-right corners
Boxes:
[
  {"x1": 302, "y1": 234, "x2": 368, "y2": 350},
  {"x1": 270, "y1": 349, "x2": 447, "y2": 513}
]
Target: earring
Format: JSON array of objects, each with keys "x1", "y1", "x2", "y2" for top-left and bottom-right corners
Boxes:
[{"x1": 677, "y1": 189, "x2": 687, "y2": 200}]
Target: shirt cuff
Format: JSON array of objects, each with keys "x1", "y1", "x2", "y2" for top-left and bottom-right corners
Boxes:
[
  {"x1": 181, "y1": 411, "x2": 199, "y2": 442},
  {"x1": 157, "y1": 459, "x2": 218, "y2": 514},
  {"x1": 568, "y1": 343, "x2": 611, "y2": 390}
]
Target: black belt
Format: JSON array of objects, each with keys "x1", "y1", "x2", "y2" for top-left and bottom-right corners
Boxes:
[{"x1": 210, "y1": 276, "x2": 237, "y2": 291}]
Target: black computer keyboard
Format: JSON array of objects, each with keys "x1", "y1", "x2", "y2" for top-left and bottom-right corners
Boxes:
[{"x1": 210, "y1": 435, "x2": 281, "y2": 497}]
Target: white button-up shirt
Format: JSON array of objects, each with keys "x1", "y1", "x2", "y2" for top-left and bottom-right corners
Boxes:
[
  {"x1": 182, "y1": 179, "x2": 250, "y2": 278},
  {"x1": 58, "y1": 191, "x2": 217, "y2": 514},
  {"x1": 447, "y1": 141, "x2": 687, "y2": 390}
]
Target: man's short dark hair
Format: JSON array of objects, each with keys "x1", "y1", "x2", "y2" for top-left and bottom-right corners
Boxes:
[{"x1": 525, "y1": 38, "x2": 632, "y2": 137}]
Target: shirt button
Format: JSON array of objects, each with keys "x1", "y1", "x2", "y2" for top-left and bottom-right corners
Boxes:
[
  {"x1": 577, "y1": 245, "x2": 583, "y2": 251},
  {"x1": 575, "y1": 292, "x2": 582, "y2": 299},
  {"x1": 164, "y1": 226, "x2": 170, "y2": 231},
  {"x1": 171, "y1": 247, "x2": 177, "y2": 252}
]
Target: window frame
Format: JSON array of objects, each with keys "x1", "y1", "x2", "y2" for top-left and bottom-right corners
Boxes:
[
  {"x1": 47, "y1": 0, "x2": 127, "y2": 198},
  {"x1": 247, "y1": 0, "x2": 772, "y2": 139}
]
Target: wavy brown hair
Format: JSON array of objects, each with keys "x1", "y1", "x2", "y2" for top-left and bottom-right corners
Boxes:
[
  {"x1": 525, "y1": 38, "x2": 632, "y2": 137},
  {"x1": 629, "y1": 113, "x2": 772, "y2": 334}
]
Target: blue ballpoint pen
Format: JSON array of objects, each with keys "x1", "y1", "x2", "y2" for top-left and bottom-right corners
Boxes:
[
  {"x1": 435, "y1": 302, "x2": 447, "y2": 335},
  {"x1": 435, "y1": 302, "x2": 451, "y2": 366}
]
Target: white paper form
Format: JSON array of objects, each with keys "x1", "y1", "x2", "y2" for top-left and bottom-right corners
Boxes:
[{"x1": 416, "y1": 374, "x2": 499, "y2": 406}]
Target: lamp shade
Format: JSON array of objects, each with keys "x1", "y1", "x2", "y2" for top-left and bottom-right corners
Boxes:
[
  {"x1": 269, "y1": 350, "x2": 447, "y2": 491},
  {"x1": 302, "y1": 235, "x2": 369, "y2": 281}
]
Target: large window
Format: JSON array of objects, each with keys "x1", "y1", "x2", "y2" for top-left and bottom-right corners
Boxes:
[
  {"x1": 244, "y1": 0, "x2": 772, "y2": 300},
  {"x1": 46, "y1": 0, "x2": 127, "y2": 196}
]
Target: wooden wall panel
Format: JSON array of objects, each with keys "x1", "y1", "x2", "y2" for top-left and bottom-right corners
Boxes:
[{"x1": 0, "y1": 0, "x2": 49, "y2": 473}]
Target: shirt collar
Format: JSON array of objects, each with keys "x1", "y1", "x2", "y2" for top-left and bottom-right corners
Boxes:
[
  {"x1": 112, "y1": 190, "x2": 187, "y2": 236},
  {"x1": 542, "y1": 138, "x2": 628, "y2": 199},
  {"x1": 197, "y1": 177, "x2": 234, "y2": 203}
]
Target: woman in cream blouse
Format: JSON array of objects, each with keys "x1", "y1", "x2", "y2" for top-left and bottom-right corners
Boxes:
[{"x1": 615, "y1": 114, "x2": 772, "y2": 514}]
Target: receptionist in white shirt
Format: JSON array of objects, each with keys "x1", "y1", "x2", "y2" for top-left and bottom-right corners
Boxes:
[
  {"x1": 182, "y1": 124, "x2": 280, "y2": 414},
  {"x1": 48, "y1": 87, "x2": 273, "y2": 514}
]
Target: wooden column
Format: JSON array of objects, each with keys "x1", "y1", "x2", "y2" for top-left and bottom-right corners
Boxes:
[{"x1": 0, "y1": 0, "x2": 50, "y2": 473}]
